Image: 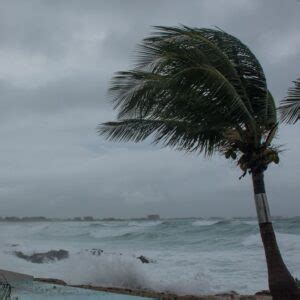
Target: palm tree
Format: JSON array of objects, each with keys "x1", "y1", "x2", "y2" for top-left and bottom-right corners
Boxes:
[
  {"x1": 99, "y1": 26, "x2": 299, "y2": 299},
  {"x1": 280, "y1": 78, "x2": 300, "y2": 124}
]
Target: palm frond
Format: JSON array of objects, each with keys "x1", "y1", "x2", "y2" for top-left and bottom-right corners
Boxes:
[
  {"x1": 280, "y1": 78, "x2": 300, "y2": 124},
  {"x1": 141, "y1": 26, "x2": 268, "y2": 121},
  {"x1": 140, "y1": 26, "x2": 252, "y2": 108},
  {"x1": 100, "y1": 25, "x2": 274, "y2": 155},
  {"x1": 195, "y1": 28, "x2": 268, "y2": 120},
  {"x1": 110, "y1": 66, "x2": 253, "y2": 127},
  {"x1": 99, "y1": 119, "x2": 226, "y2": 156},
  {"x1": 265, "y1": 91, "x2": 277, "y2": 126},
  {"x1": 264, "y1": 123, "x2": 278, "y2": 146}
]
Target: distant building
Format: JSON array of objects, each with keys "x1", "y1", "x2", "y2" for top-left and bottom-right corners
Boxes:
[
  {"x1": 147, "y1": 214, "x2": 160, "y2": 220},
  {"x1": 83, "y1": 216, "x2": 94, "y2": 221},
  {"x1": 73, "y1": 217, "x2": 82, "y2": 221}
]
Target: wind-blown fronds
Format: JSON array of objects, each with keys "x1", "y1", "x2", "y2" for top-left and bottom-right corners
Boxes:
[
  {"x1": 280, "y1": 78, "x2": 300, "y2": 124},
  {"x1": 99, "y1": 26, "x2": 278, "y2": 170},
  {"x1": 144, "y1": 26, "x2": 268, "y2": 119},
  {"x1": 99, "y1": 119, "x2": 225, "y2": 156}
]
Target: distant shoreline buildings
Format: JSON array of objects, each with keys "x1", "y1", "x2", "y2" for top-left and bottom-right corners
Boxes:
[{"x1": 0, "y1": 214, "x2": 160, "y2": 222}]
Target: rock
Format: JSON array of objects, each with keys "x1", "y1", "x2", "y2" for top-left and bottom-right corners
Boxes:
[
  {"x1": 255, "y1": 290, "x2": 271, "y2": 295},
  {"x1": 215, "y1": 290, "x2": 239, "y2": 296},
  {"x1": 88, "y1": 248, "x2": 103, "y2": 256},
  {"x1": 137, "y1": 255, "x2": 153, "y2": 263},
  {"x1": 14, "y1": 249, "x2": 69, "y2": 263},
  {"x1": 34, "y1": 278, "x2": 67, "y2": 285}
]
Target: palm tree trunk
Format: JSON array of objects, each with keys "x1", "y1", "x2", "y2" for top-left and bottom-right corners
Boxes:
[{"x1": 251, "y1": 170, "x2": 299, "y2": 299}]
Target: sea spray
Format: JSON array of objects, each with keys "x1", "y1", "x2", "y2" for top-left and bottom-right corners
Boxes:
[{"x1": 58, "y1": 253, "x2": 149, "y2": 289}]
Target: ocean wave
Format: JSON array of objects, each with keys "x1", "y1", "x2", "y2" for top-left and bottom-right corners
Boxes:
[
  {"x1": 100, "y1": 231, "x2": 168, "y2": 241},
  {"x1": 192, "y1": 219, "x2": 258, "y2": 227},
  {"x1": 88, "y1": 223, "x2": 106, "y2": 228},
  {"x1": 242, "y1": 234, "x2": 262, "y2": 247},
  {"x1": 243, "y1": 232, "x2": 300, "y2": 249},
  {"x1": 241, "y1": 220, "x2": 258, "y2": 226},
  {"x1": 128, "y1": 221, "x2": 162, "y2": 227},
  {"x1": 89, "y1": 221, "x2": 166, "y2": 240},
  {"x1": 192, "y1": 220, "x2": 220, "y2": 226},
  {"x1": 212, "y1": 219, "x2": 234, "y2": 226},
  {"x1": 89, "y1": 226, "x2": 140, "y2": 239}
]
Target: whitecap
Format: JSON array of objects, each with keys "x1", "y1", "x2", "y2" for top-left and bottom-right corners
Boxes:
[
  {"x1": 192, "y1": 220, "x2": 219, "y2": 226},
  {"x1": 128, "y1": 221, "x2": 162, "y2": 227},
  {"x1": 242, "y1": 220, "x2": 258, "y2": 226}
]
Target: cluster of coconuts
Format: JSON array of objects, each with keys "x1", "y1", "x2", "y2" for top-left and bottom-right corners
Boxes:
[
  {"x1": 236, "y1": 148, "x2": 280, "y2": 172},
  {"x1": 225, "y1": 149, "x2": 237, "y2": 160},
  {"x1": 225, "y1": 146, "x2": 280, "y2": 172}
]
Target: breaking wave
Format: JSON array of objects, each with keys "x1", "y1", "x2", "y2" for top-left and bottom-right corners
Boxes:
[{"x1": 192, "y1": 220, "x2": 220, "y2": 226}]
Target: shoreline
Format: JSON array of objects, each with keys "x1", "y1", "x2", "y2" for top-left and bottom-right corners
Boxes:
[{"x1": 35, "y1": 277, "x2": 272, "y2": 299}]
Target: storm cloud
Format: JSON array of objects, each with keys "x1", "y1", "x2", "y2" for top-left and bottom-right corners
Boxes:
[{"x1": 0, "y1": 0, "x2": 299, "y2": 218}]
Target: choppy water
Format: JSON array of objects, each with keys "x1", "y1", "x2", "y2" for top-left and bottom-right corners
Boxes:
[{"x1": 0, "y1": 218, "x2": 299, "y2": 295}]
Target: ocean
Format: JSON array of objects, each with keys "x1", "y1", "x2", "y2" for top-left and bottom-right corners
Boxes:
[{"x1": 0, "y1": 217, "x2": 299, "y2": 295}]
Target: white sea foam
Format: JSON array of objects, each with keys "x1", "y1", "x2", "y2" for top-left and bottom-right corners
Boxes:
[
  {"x1": 128, "y1": 221, "x2": 162, "y2": 227},
  {"x1": 242, "y1": 220, "x2": 258, "y2": 226},
  {"x1": 192, "y1": 220, "x2": 219, "y2": 226},
  {"x1": 242, "y1": 234, "x2": 261, "y2": 247},
  {"x1": 59, "y1": 253, "x2": 149, "y2": 289}
]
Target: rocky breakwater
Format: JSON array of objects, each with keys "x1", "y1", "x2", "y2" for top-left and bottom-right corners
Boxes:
[{"x1": 14, "y1": 249, "x2": 69, "y2": 263}]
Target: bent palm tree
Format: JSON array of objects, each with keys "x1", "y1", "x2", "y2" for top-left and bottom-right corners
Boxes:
[
  {"x1": 99, "y1": 26, "x2": 299, "y2": 299},
  {"x1": 279, "y1": 78, "x2": 300, "y2": 124}
]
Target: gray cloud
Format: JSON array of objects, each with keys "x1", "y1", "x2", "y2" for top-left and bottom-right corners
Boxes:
[{"x1": 0, "y1": 0, "x2": 299, "y2": 218}]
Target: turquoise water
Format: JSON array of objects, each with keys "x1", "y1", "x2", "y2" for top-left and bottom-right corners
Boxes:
[{"x1": 0, "y1": 217, "x2": 299, "y2": 295}]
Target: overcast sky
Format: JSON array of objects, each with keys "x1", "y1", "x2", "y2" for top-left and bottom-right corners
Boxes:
[{"x1": 0, "y1": 0, "x2": 299, "y2": 218}]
